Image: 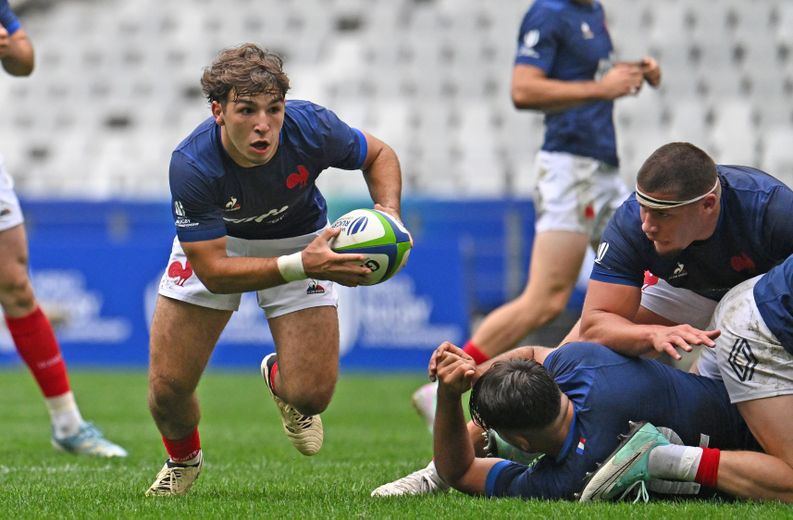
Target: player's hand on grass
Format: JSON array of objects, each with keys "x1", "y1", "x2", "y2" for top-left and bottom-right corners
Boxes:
[
  {"x1": 301, "y1": 227, "x2": 371, "y2": 286},
  {"x1": 649, "y1": 324, "x2": 720, "y2": 361}
]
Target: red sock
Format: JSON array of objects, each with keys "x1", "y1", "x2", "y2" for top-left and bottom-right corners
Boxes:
[
  {"x1": 163, "y1": 428, "x2": 201, "y2": 463},
  {"x1": 6, "y1": 307, "x2": 71, "y2": 397},
  {"x1": 269, "y1": 359, "x2": 279, "y2": 395},
  {"x1": 694, "y1": 447, "x2": 721, "y2": 488},
  {"x1": 462, "y1": 341, "x2": 490, "y2": 365}
]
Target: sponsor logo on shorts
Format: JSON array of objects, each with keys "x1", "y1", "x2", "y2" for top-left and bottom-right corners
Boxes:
[
  {"x1": 0, "y1": 207, "x2": 10, "y2": 217},
  {"x1": 167, "y1": 260, "x2": 193, "y2": 286},
  {"x1": 307, "y1": 280, "x2": 325, "y2": 295},
  {"x1": 286, "y1": 165, "x2": 310, "y2": 189},
  {"x1": 728, "y1": 338, "x2": 758, "y2": 382}
]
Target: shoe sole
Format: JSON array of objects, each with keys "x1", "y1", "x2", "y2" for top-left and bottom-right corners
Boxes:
[{"x1": 578, "y1": 421, "x2": 650, "y2": 502}]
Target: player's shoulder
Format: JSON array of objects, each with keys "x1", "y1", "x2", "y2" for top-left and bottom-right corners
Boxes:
[
  {"x1": 529, "y1": 0, "x2": 570, "y2": 14},
  {"x1": 545, "y1": 342, "x2": 628, "y2": 372},
  {"x1": 718, "y1": 164, "x2": 788, "y2": 192},
  {"x1": 171, "y1": 117, "x2": 223, "y2": 176}
]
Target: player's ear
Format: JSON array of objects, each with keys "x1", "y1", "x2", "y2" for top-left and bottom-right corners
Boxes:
[{"x1": 211, "y1": 100, "x2": 224, "y2": 125}]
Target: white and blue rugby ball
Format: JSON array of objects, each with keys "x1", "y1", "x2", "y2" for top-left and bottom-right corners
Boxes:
[{"x1": 330, "y1": 208, "x2": 412, "y2": 286}]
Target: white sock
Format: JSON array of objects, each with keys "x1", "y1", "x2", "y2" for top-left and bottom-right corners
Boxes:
[
  {"x1": 648, "y1": 444, "x2": 703, "y2": 481},
  {"x1": 46, "y1": 392, "x2": 84, "y2": 439}
]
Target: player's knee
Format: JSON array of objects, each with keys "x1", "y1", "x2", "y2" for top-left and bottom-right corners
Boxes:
[
  {"x1": 0, "y1": 276, "x2": 35, "y2": 312},
  {"x1": 148, "y1": 375, "x2": 191, "y2": 415}
]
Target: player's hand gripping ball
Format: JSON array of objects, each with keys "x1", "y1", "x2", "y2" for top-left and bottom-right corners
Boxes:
[{"x1": 330, "y1": 208, "x2": 412, "y2": 285}]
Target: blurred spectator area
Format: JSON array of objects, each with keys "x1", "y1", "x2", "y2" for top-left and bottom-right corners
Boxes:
[{"x1": 1, "y1": 0, "x2": 792, "y2": 199}]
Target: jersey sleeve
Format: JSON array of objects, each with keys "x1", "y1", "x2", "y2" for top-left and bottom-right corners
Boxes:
[
  {"x1": 0, "y1": 1, "x2": 21, "y2": 34},
  {"x1": 514, "y1": 4, "x2": 560, "y2": 72},
  {"x1": 168, "y1": 151, "x2": 227, "y2": 242},
  {"x1": 299, "y1": 103, "x2": 368, "y2": 171},
  {"x1": 589, "y1": 202, "x2": 646, "y2": 287},
  {"x1": 486, "y1": 458, "x2": 585, "y2": 500},
  {"x1": 762, "y1": 185, "x2": 793, "y2": 262}
]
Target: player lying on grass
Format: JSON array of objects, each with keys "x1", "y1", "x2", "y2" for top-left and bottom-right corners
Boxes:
[
  {"x1": 373, "y1": 341, "x2": 759, "y2": 500},
  {"x1": 581, "y1": 256, "x2": 793, "y2": 503}
]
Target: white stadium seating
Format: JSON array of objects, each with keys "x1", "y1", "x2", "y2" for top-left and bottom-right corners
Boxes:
[{"x1": 4, "y1": 0, "x2": 793, "y2": 198}]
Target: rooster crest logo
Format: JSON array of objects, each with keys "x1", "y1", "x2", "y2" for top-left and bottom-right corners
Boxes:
[{"x1": 225, "y1": 196, "x2": 241, "y2": 212}]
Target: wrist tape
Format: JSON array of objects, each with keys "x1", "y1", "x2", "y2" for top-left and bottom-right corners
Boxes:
[{"x1": 276, "y1": 251, "x2": 306, "y2": 282}]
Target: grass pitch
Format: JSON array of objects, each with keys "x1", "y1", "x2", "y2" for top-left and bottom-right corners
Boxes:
[{"x1": 0, "y1": 368, "x2": 789, "y2": 519}]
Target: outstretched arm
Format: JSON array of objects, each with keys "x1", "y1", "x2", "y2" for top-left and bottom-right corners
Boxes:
[
  {"x1": 579, "y1": 280, "x2": 719, "y2": 360},
  {"x1": 511, "y1": 63, "x2": 643, "y2": 112},
  {"x1": 431, "y1": 343, "x2": 501, "y2": 495},
  {"x1": 359, "y1": 131, "x2": 402, "y2": 219},
  {"x1": 181, "y1": 228, "x2": 371, "y2": 293}
]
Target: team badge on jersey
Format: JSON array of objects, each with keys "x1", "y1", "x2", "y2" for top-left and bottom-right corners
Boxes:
[{"x1": 576, "y1": 437, "x2": 587, "y2": 454}]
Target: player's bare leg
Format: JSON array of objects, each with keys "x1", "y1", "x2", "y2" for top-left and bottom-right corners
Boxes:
[
  {"x1": 0, "y1": 224, "x2": 126, "y2": 457},
  {"x1": 146, "y1": 296, "x2": 231, "y2": 496},
  {"x1": 471, "y1": 231, "x2": 588, "y2": 358},
  {"x1": 715, "y1": 396, "x2": 793, "y2": 501},
  {"x1": 262, "y1": 305, "x2": 339, "y2": 455}
]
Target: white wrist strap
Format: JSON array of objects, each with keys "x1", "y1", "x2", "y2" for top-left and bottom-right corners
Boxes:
[{"x1": 277, "y1": 252, "x2": 306, "y2": 282}]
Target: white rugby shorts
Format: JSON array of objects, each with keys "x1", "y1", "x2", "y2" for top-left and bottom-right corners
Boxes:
[
  {"x1": 532, "y1": 150, "x2": 629, "y2": 240},
  {"x1": 0, "y1": 154, "x2": 24, "y2": 232},
  {"x1": 640, "y1": 274, "x2": 717, "y2": 330},
  {"x1": 697, "y1": 275, "x2": 793, "y2": 403},
  {"x1": 158, "y1": 229, "x2": 338, "y2": 319}
]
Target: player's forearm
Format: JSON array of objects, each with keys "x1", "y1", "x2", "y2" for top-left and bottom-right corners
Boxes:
[
  {"x1": 362, "y1": 147, "x2": 402, "y2": 216},
  {"x1": 511, "y1": 77, "x2": 608, "y2": 112},
  {"x1": 579, "y1": 311, "x2": 656, "y2": 357},
  {"x1": 433, "y1": 388, "x2": 479, "y2": 494},
  {"x1": 194, "y1": 256, "x2": 288, "y2": 293}
]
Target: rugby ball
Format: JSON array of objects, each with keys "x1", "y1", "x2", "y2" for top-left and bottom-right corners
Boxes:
[{"x1": 330, "y1": 208, "x2": 412, "y2": 286}]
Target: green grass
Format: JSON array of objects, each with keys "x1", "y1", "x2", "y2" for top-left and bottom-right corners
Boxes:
[{"x1": 0, "y1": 369, "x2": 790, "y2": 519}]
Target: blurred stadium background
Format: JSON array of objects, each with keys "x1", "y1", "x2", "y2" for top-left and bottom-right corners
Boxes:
[{"x1": 2, "y1": 0, "x2": 793, "y2": 369}]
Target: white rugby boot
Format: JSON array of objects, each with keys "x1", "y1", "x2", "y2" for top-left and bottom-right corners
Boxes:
[
  {"x1": 145, "y1": 451, "x2": 203, "y2": 496},
  {"x1": 261, "y1": 353, "x2": 323, "y2": 456},
  {"x1": 371, "y1": 461, "x2": 450, "y2": 497}
]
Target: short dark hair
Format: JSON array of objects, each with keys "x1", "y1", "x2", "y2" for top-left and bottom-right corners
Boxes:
[
  {"x1": 637, "y1": 142, "x2": 718, "y2": 200},
  {"x1": 201, "y1": 43, "x2": 290, "y2": 104},
  {"x1": 469, "y1": 359, "x2": 561, "y2": 431}
]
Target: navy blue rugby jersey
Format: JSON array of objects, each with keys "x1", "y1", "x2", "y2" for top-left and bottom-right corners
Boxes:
[
  {"x1": 591, "y1": 165, "x2": 793, "y2": 301},
  {"x1": 754, "y1": 255, "x2": 793, "y2": 355},
  {"x1": 515, "y1": 0, "x2": 618, "y2": 166},
  {"x1": 0, "y1": 0, "x2": 21, "y2": 34},
  {"x1": 486, "y1": 342, "x2": 757, "y2": 500},
  {"x1": 169, "y1": 100, "x2": 367, "y2": 242}
]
